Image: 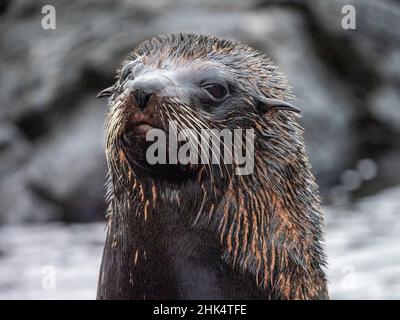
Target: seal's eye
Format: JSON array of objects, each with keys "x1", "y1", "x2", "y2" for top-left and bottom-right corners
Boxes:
[
  {"x1": 203, "y1": 83, "x2": 228, "y2": 100},
  {"x1": 121, "y1": 66, "x2": 133, "y2": 82},
  {"x1": 121, "y1": 60, "x2": 141, "y2": 82}
]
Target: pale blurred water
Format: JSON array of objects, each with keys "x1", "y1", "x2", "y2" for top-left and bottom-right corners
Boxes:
[
  {"x1": 0, "y1": 185, "x2": 399, "y2": 300},
  {"x1": 0, "y1": 223, "x2": 104, "y2": 299},
  {"x1": 326, "y1": 186, "x2": 400, "y2": 299}
]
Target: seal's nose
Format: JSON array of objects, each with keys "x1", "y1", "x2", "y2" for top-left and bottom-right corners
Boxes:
[{"x1": 129, "y1": 74, "x2": 168, "y2": 110}]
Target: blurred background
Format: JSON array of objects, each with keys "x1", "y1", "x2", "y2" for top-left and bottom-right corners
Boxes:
[{"x1": 0, "y1": 0, "x2": 399, "y2": 299}]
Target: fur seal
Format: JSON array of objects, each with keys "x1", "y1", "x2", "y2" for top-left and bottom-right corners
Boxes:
[{"x1": 96, "y1": 33, "x2": 328, "y2": 300}]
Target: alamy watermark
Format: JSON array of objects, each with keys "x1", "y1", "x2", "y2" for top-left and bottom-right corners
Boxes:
[
  {"x1": 40, "y1": 4, "x2": 357, "y2": 31},
  {"x1": 145, "y1": 121, "x2": 255, "y2": 176},
  {"x1": 341, "y1": 5, "x2": 356, "y2": 30},
  {"x1": 41, "y1": 5, "x2": 56, "y2": 30},
  {"x1": 41, "y1": 265, "x2": 56, "y2": 290}
]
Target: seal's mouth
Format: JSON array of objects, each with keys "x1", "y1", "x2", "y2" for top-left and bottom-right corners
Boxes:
[
  {"x1": 128, "y1": 121, "x2": 157, "y2": 137},
  {"x1": 120, "y1": 110, "x2": 201, "y2": 184},
  {"x1": 128, "y1": 111, "x2": 163, "y2": 133}
]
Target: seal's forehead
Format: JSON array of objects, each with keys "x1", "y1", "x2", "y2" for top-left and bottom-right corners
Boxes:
[
  {"x1": 134, "y1": 33, "x2": 235, "y2": 54},
  {"x1": 124, "y1": 33, "x2": 279, "y2": 88},
  {"x1": 130, "y1": 33, "x2": 257, "y2": 66}
]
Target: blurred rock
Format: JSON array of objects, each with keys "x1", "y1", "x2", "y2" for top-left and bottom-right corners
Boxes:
[
  {"x1": 0, "y1": 0, "x2": 399, "y2": 223},
  {"x1": 0, "y1": 99, "x2": 106, "y2": 223},
  {"x1": 305, "y1": 0, "x2": 400, "y2": 192},
  {"x1": 370, "y1": 86, "x2": 400, "y2": 133}
]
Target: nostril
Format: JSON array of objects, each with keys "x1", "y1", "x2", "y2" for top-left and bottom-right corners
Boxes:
[
  {"x1": 143, "y1": 93, "x2": 151, "y2": 109},
  {"x1": 135, "y1": 89, "x2": 152, "y2": 110}
]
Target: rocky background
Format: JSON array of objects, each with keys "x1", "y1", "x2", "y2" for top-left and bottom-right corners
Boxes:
[{"x1": 0, "y1": 0, "x2": 399, "y2": 299}]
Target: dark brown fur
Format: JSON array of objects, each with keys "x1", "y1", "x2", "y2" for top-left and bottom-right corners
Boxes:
[{"x1": 97, "y1": 33, "x2": 329, "y2": 300}]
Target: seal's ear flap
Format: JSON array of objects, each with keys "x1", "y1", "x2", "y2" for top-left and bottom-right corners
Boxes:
[
  {"x1": 258, "y1": 97, "x2": 301, "y2": 114},
  {"x1": 97, "y1": 86, "x2": 114, "y2": 99}
]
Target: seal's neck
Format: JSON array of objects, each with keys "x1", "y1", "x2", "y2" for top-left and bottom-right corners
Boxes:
[{"x1": 97, "y1": 178, "x2": 265, "y2": 299}]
